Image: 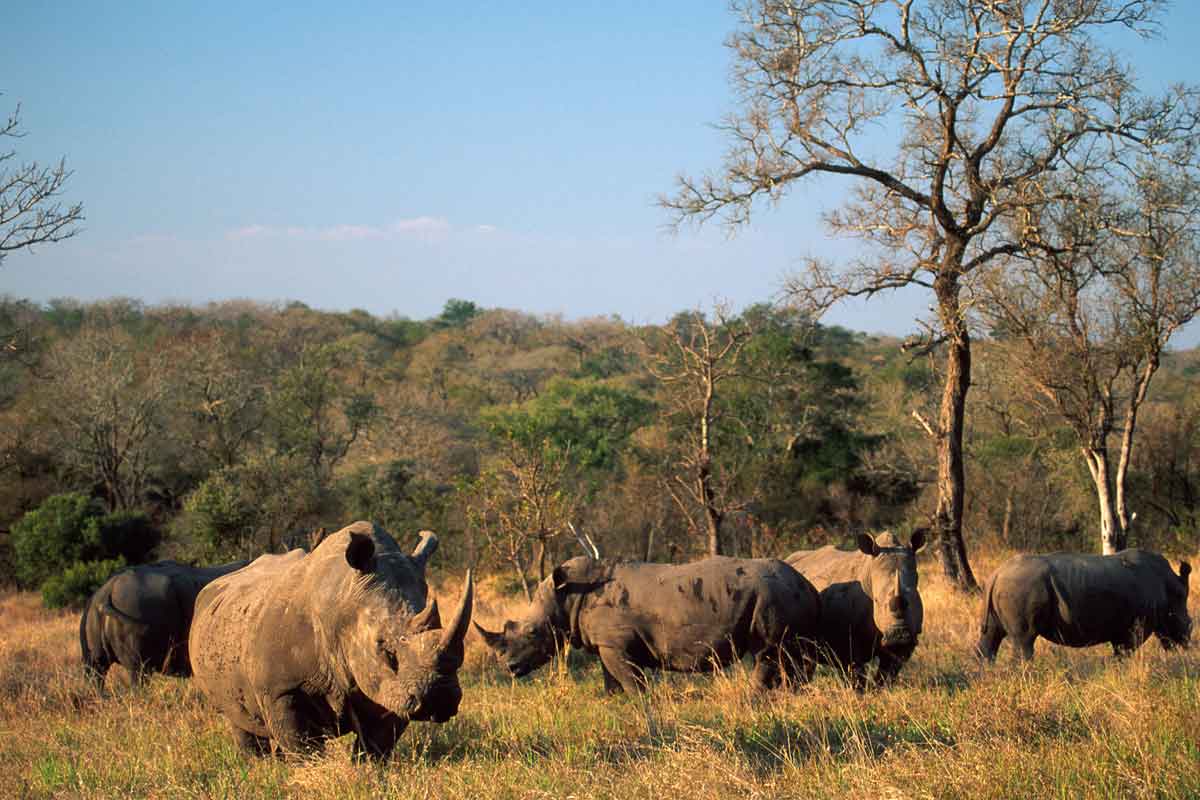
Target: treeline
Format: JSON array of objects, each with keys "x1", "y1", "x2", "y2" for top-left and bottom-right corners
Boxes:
[{"x1": 1, "y1": 295, "x2": 1197, "y2": 603}]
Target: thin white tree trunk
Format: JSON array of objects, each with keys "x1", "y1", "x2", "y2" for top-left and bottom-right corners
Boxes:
[{"x1": 1084, "y1": 448, "x2": 1124, "y2": 554}]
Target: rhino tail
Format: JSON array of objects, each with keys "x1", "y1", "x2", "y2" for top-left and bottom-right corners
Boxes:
[
  {"x1": 98, "y1": 596, "x2": 149, "y2": 627},
  {"x1": 80, "y1": 591, "x2": 110, "y2": 687},
  {"x1": 975, "y1": 571, "x2": 1003, "y2": 662}
]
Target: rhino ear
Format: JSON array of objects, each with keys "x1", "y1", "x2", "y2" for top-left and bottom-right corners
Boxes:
[
  {"x1": 856, "y1": 533, "x2": 880, "y2": 557},
  {"x1": 345, "y1": 532, "x2": 376, "y2": 573},
  {"x1": 411, "y1": 530, "x2": 438, "y2": 570},
  {"x1": 552, "y1": 565, "x2": 569, "y2": 592},
  {"x1": 909, "y1": 528, "x2": 928, "y2": 554},
  {"x1": 473, "y1": 621, "x2": 507, "y2": 652}
]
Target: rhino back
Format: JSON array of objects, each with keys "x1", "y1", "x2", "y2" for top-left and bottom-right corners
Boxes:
[
  {"x1": 786, "y1": 546, "x2": 866, "y2": 590},
  {"x1": 583, "y1": 557, "x2": 813, "y2": 667}
]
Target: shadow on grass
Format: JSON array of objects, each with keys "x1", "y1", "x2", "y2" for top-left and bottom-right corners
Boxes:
[{"x1": 721, "y1": 713, "x2": 959, "y2": 777}]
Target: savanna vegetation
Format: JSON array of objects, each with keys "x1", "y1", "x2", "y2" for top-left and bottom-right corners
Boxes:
[
  {"x1": 2, "y1": 294, "x2": 1198, "y2": 604},
  {"x1": 3, "y1": 1, "x2": 1200, "y2": 796}
]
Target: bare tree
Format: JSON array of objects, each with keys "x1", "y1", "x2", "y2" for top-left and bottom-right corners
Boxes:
[
  {"x1": 1, "y1": 102, "x2": 83, "y2": 361},
  {"x1": 39, "y1": 323, "x2": 172, "y2": 511},
  {"x1": 663, "y1": 0, "x2": 1199, "y2": 589},
  {"x1": 641, "y1": 308, "x2": 753, "y2": 556},
  {"x1": 1, "y1": 102, "x2": 82, "y2": 265},
  {"x1": 979, "y1": 150, "x2": 1200, "y2": 554},
  {"x1": 465, "y1": 440, "x2": 577, "y2": 601}
]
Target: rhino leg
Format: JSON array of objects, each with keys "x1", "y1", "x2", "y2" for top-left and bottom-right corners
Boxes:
[
  {"x1": 845, "y1": 663, "x2": 868, "y2": 693},
  {"x1": 1013, "y1": 632, "x2": 1036, "y2": 661},
  {"x1": 875, "y1": 652, "x2": 906, "y2": 687},
  {"x1": 976, "y1": 620, "x2": 1006, "y2": 663},
  {"x1": 750, "y1": 649, "x2": 782, "y2": 691},
  {"x1": 230, "y1": 724, "x2": 273, "y2": 756},
  {"x1": 261, "y1": 693, "x2": 322, "y2": 757},
  {"x1": 597, "y1": 647, "x2": 646, "y2": 694},
  {"x1": 599, "y1": 661, "x2": 624, "y2": 695},
  {"x1": 1112, "y1": 626, "x2": 1148, "y2": 657},
  {"x1": 83, "y1": 656, "x2": 110, "y2": 692},
  {"x1": 346, "y1": 698, "x2": 407, "y2": 760}
]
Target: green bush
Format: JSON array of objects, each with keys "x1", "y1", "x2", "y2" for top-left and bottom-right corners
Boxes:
[
  {"x1": 10, "y1": 493, "x2": 105, "y2": 588},
  {"x1": 40, "y1": 557, "x2": 127, "y2": 609}
]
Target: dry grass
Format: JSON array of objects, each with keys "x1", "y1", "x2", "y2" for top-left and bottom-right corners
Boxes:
[{"x1": 2, "y1": 555, "x2": 1199, "y2": 799}]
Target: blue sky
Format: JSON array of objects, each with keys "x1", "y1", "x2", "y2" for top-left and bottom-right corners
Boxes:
[{"x1": 4, "y1": 2, "x2": 1199, "y2": 338}]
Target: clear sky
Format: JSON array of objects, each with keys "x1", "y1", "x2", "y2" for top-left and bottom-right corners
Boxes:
[{"x1": 4, "y1": 2, "x2": 1199, "y2": 339}]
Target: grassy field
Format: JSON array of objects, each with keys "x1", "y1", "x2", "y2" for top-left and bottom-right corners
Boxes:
[{"x1": 2, "y1": 551, "x2": 1198, "y2": 799}]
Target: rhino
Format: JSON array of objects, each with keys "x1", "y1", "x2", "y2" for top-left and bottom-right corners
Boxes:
[
  {"x1": 79, "y1": 558, "x2": 250, "y2": 688},
  {"x1": 976, "y1": 549, "x2": 1192, "y2": 661},
  {"x1": 189, "y1": 521, "x2": 471, "y2": 758},
  {"x1": 786, "y1": 529, "x2": 926, "y2": 689},
  {"x1": 475, "y1": 555, "x2": 821, "y2": 694}
]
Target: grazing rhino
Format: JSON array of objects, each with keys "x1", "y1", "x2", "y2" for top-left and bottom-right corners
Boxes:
[
  {"x1": 189, "y1": 521, "x2": 471, "y2": 758},
  {"x1": 976, "y1": 549, "x2": 1191, "y2": 661},
  {"x1": 475, "y1": 555, "x2": 821, "y2": 693},
  {"x1": 79, "y1": 558, "x2": 250, "y2": 688},
  {"x1": 786, "y1": 529, "x2": 926, "y2": 689}
]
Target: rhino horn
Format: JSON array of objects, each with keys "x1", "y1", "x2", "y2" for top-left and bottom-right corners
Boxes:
[
  {"x1": 437, "y1": 570, "x2": 474, "y2": 666},
  {"x1": 411, "y1": 530, "x2": 439, "y2": 570},
  {"x1": 410, "y1": 596, "x2": 441, "y2": 634}
]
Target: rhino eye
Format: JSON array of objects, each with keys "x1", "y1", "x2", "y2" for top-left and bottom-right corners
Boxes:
[{"x1": 382, "y1": 648, "x2": 399, "y2": 671}]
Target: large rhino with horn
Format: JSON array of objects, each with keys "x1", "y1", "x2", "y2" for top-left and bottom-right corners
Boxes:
[
  {"x1": 786, "y1": 529, "x2": 926, "y2": 689},
  {"x1": 976, "y1": 549, "x2": 1191, "y2": 661},
  {"x1": 189, "y1": 521, "x2": 472, "y2": 758},
  {"x1": 80, "y1": 559, "x2": 250, "y2": 688},
  {"x1": 476, "y1": 555, "x2": 821, "y2": 693}
]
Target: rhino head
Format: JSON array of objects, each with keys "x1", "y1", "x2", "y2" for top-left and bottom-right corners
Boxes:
[
  {"x1": 856, "y1": 529, "x2": 926, "y2": 650},
  {"x1": 475, "y1": 557, "x2": 605, "y2": 678},
  {"x1": 1158, "y1": 560, "x2": 1192, "y2": 650},
  {"x1": 339, "y1": 532, "x2": 473, "y2": 724}
]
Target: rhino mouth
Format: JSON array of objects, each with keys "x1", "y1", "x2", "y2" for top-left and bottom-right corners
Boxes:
[
  {"x1": 881, "y1": 628, "x2": 915, "y2": 647},
  {"x1": 508, "y1": 662, "x2": 535, "y2": 679}
]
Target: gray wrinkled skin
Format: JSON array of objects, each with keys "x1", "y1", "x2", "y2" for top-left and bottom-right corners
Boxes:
[
  {"x1": 786, "y1": 530, "x2": 926, "y2": 690},
  {"x1": 476, "y1": 556, "x2": 821, "y2": 694},
  {"x1": 189, "y1": 521, "x2": 473, "y2": 759},
  {"x1": 80, "y1": 559, "x2": 250, "y2": 688},
  {"x1": 977, "y1": 549, "x2": 1192, "y2": 661}
]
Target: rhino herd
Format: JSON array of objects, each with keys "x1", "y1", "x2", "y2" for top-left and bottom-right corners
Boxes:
[{"x1": 79, "y1": 521, "x2": 1192, "y2": 758}]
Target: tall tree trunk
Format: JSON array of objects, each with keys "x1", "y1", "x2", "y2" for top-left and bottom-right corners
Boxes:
[
  {"x1": 1084, "y1": 447, "x2": 1126, "y2": 554},
  {"x1": 698, "y1": 454, "x2": 723, "y2": 556},
  {"x1": 933, "y1": 273, "x2": 979, "y2": 591},
  {"x1": 699, "y1": 375, "x2": 723, "y2": 556},
  {"x1": 1115, "y1": 359, "x2": 1156, "y2": 538},
  {"x1": 1002, "y1": 490, "x2": 1014, "y2": 547}
]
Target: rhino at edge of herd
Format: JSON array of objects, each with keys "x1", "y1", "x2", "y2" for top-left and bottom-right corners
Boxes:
[
  {"x1": 79, "y1": 558, "x2": 250, "y2": 688},
  {"x1": 188, "y1": 521, "x2": 472, "y2": 758},
  {"x1": 977, "y1": 548, "x2": 1191, "y2": 661}
]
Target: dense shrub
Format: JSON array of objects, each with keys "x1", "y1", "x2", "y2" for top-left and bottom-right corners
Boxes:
[
  {"x1": 10, "y1": 493, "x2": 104, "y2": 588},
  {"x1": 10, "y1": 493, "x2": 160, "y2": 605},
  {"x1": 40, "y1": 557, "x2": 126, "y2": 609}
]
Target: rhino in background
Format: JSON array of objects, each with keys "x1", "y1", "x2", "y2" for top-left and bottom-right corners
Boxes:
[
  {"x1": 189, "y1": 521, "x2": 470, "y2": 758},
  {"x1": 80, "y1": 558, "x2": 250, "y2": 688},
  {"x1": 475, "y1": 555, "x2": 821, "y2": 694},
  {"x1": 786, "y1": 529, "x2": 926, "y2": 690},
  {"x1": 977, "y1": 549, "x2": 1191, "y2": 661}
]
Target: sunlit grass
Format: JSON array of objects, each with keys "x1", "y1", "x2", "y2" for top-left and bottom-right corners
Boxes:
[{"x1": 2, "y1": 556, "x2": 1198, "y2": 799}]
